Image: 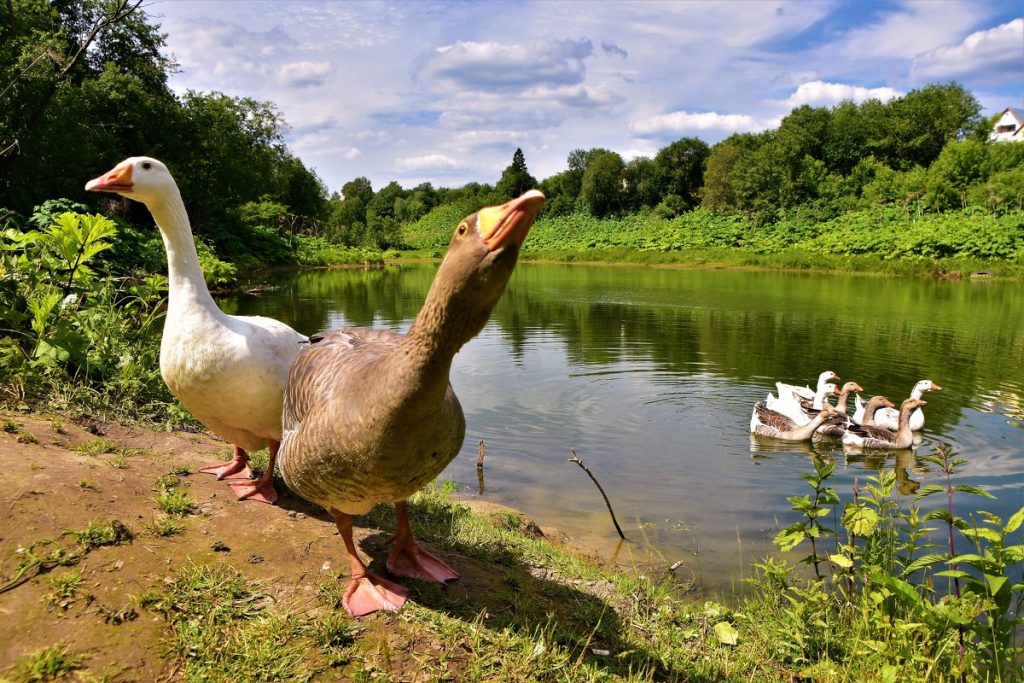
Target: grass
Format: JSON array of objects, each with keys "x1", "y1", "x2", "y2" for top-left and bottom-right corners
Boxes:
[
  {"x1": 71, "y1": 438, "x2": 150, "y2": 458},
  {"x1": 153, "y1": 472, "x2": 198, "y2": 517},
  {"x1": 77, "y1": 479, "x2": 98, "y2": 490},
  {"x1": 62, "y1": 520, "x2": 133, "y2": 551},
  {"x1": 141, "y1": 562, "x2": 344, "y2": 682},
  {"x1": 45, "y1": 569, "x2": 82, "y2": 610},
  {"x1": 16, "y1": 430, "x2": 38, "y2": 444},
  {"x1": 142, "y1": 516, "x2": 186, "y2": 537},
  {"x1": 4, "y1": 644, "x2": 83, "y2": 682}
]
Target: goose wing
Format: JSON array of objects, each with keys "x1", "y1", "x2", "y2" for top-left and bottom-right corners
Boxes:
[{"x1": 753, "y1": 401, "x2": 798, "y2": 432}]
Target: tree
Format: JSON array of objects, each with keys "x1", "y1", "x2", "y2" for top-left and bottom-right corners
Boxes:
[
  {"x1": 653, "y1": 137, "x2": 710, "y2": 209},
  {"x1": 579, "y1": 150, "x2": 625, "y2": 217},
  {"x1": 495, "y1": 147, "x2": 537, "y2": 200},
  {"x1": 330, "y1": 177, "x2": 373, "y2": 245},
  {"x1": 622, "y1": 156, "x2": 661, "y2": 211}
]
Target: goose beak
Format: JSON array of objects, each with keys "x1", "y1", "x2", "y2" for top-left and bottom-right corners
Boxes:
[
  {"x1": 931, "y1": 384, "x2": 942, "y2": 391},
  {"x1": 478, "y1": 190, "x2": 545, "y2": 251},
  {"x1": 86, "y1": 161, "x2": 133, "y2": 193}
]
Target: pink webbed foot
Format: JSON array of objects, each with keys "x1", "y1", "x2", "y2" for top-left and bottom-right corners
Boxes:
[
  {"x1": 386, "y1": 543, "x2": 460, "y2": 584},
  {"x1": 344, "y1": 573, "x2": 408, "y2": 617},
  {"x1": 227, "y1": 477, "x2": 278, "y2": 505},
  {"x1": 198, "y1": 450, "x2": 254, "y2": 480}
]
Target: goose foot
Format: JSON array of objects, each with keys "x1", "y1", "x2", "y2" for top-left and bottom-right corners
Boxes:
[
  {"x1": 344, "y1": 573, "x2": 408, "y2": 617},
  {"x1": 199, "y1": 446, "x2": 254, "y2": 480},
  {"x1": 228, "y1": 475, "x2": 278, "y2": 505},
  {"x1": 386, "y1": 543, "x2": 459, "y2": 584}
]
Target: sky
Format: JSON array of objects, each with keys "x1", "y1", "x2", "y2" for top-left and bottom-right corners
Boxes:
[{"x1": 147, "y1": 0, "x2": 1024, "y2": 194}]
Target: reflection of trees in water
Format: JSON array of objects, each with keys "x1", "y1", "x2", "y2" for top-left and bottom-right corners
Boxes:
[{"x1": 231, "y1": 264, "x2": 1023, "y2": 433}]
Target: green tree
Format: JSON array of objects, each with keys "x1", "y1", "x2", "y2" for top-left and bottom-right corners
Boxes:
[
  {"x1": 495, "y1": 147, "x2": 538, "y2": 200},
  {"x1": 330, "y1": 177, "x2": 373, "y2": 245},
  {"x1": 622, "y1": 156, "x2": 661, "y2": 211},
  {"x1": 365, "y1": 181, "x2": 405, "y2": 248},
  {"x1": 653, "y1": 137, "x2": 710, "y2": 209},
  {"x1": 580, "y1": 150, "x2": 625, "y2": 217}
]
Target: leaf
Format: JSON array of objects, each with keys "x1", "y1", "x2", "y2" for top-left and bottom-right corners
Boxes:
[
  {"x1": 984, "y1": 574, "x2": 1008, "y2": 597},
  {"x1": 901, "y1": 554, "x2": 945, "y2": 576},
  {"x1": 714, "y1": 621, "x2": 738, "y2": 646},
  {"x1": 843, "y1": 503, "x2": 880, "y2": 537},
  {"x1": 915, "y1": 484, "x2": 946, "y2": 500},
  {"x1": 872, "y1": 571, "x2": 923, "y2": 610},
  {"x1": 829, "y1": 553, "x2": 853, "y2": 569},
  {"x1": 961, "y1": 527, "x2": 1002, "y2": 543},
  {"x1": 953, "y1": 484, "x2": 995, "y2": 499},
  {"x1": 774, "y1": 528, "x2": 806, "y2": 552},
  {"x1": 1004, "y1": 506, "x2": 1024, "y2": 534},
  {"x1": 934, "y1": 569, "x2": 973, "y2": 580}
]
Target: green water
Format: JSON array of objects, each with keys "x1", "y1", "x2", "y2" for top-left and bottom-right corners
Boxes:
[{"x1": 224, "y1": 264, "x2": 1024, "y2": 591}]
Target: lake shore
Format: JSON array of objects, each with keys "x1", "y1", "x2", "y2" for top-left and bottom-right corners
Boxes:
[{"x1": 2, "y1": 409, "x2": 1015, "y2": 681}]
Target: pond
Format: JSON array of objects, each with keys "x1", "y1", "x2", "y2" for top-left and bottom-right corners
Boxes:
[{"x1": 223, "y1": 263, "x2": 1024, "y2": 593}]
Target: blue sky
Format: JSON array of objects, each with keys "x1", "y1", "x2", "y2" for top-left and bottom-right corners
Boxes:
[{"x1": 148, "y1": 0, "x2": 1023, "y2": 194}]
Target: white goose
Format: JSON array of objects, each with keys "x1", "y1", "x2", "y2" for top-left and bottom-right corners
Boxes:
[
  {"x1": 853, "y1": 380, "x2": 941, "y2": 431},
  {"x1": 86, "y1": 157, "x2": 306, "y2": 504},
  {"x1": 766, "y1": 382, "x2": 840, "y2": 426},
  {"x1": 776, "y1": 370, "x2": 840, "y2": 403}
]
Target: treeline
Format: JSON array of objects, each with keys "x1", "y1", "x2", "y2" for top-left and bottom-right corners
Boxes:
[
  {"x1": 3, "y1": 1, "x2": 1022, "y2": 267},
  {"x1": 1, "y1": 0, "x2": 343, "y2": 273},
  {"x1": 337, "y1": 83, "x2": 1023, "y2": 253}
]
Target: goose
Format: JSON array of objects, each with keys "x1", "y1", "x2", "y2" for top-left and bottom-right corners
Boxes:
[
  {"x1": 766, "y1": 383, "x2": 840, "y2": 426},
  {"x1": 750, "y1": 400, "x2": 841, "y2": 441},
  {"x1": 277, "y1": 190, "x2": 545, "y2": 617},
  {"x1": 853, "y1": 380, "x2": 940, "y2": 430},
  {"x1": 86, "y1": 157, "x2": 306, "y2": 504},
  {"x1": 843, "y1": 398, "x2": 926, "y2": 449},
  {"x1": 813, "y1": 382, "x2": 864, "y2": 437},
  {"x1": 858, "y1": 395, "x2": 897, "y2": 427},
  {"x1": 775, "y1": 370, "x2": 840, "y2": 403}
]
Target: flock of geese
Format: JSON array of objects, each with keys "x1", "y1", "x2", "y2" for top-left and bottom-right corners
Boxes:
[
  {"x1": 86, "y1": 156, "x2": 545, "y2": 617},
  {"x1": 751, "y1": 370, "x2": 941, "y2": 449}
]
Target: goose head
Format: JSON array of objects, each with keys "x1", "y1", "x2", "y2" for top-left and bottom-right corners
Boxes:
[
  {"x1": 914, "y1": 380, "x2": 942, "y2": 395},
  {"x1": 818, "y1": 370, "x2": 840, "y2": 385},
  {"x1": 424, "y1": 190, "x2": 545, "y2": 335},
  {"x1": 900, "y1": 398, "x2": 927, "y2": 414},
  {"x1": 839, "y1": 382, "x2": 863, "y2": 395},
  {"x1": 86, "y1": 156, "x2": 177, "y2": 206}
]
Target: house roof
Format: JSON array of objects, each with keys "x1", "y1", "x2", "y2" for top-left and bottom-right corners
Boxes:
[{"x1": 1000, "y1": 107, "x2": 1024, "y2": 124}]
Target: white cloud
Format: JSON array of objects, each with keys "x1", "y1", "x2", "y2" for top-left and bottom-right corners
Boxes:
[
  {"x1": 910, "y1": 18, "x2": 1024, "y2": 85},
  {"x1": 833, "y1": 3, "x2": 990, "y2": 60},
  {"x1": 274, "y1": 60, "x2": 334, "y2": 87},
  {"x1": 630, "y1": 111, "x2": 767, "y2": 136},
  {"x1": 420, "y1": 39, "x2": 593, "y2": 92},
  {"x1": 776, "y1": 80, "x2": 903, "y2": 108},
  {"x1": 395, "y1": 154, "x2": 465, "y2": 171}
]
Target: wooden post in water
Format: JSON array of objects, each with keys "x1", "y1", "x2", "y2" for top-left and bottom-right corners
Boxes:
[{"x1": 476, "y1": 440, "x2": 486, "y2": 494}]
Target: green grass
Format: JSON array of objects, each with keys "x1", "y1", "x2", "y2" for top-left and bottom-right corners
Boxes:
[
  {"x1": 155, "y1": 488, "x2": 196, "y2": 516},
  {"x1": 62, "y1": 520, "x2": 133, "y2": 551},
  {"x1": 71, "y1": 438, "x2": 150, "y2": 459},
  {"x1": 142, "y1": 516, "x2": 186, "y2": 538},
  {"x1": 141, "y1": 562, "x2": 345, "y2": 682},
  {"x1": 4, "y1": 645, "x2": 82, "y2": 682},
  {"x1": 45, "y1": 569, "x2": 82, "y2": 610},
  {"x1": 16, "y1": 430, "x2": 38, "y2": 444}
]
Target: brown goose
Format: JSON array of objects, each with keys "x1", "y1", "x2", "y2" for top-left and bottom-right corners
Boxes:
[
  {"x1": 278, "y1": 190, "x2": 545, "y2": 617},
  {"x1": 843, "y1": 398, "x2": 926, "y2": 449},
  {"x1": 813, "y1": 381, "x2": 864, "y2": 437},
  {"x1": 750, "y1": 400, "x2": 840, "y2": 441},
  {"x1": 857, "y1": 395, "x2": 896, "y2": 427}
]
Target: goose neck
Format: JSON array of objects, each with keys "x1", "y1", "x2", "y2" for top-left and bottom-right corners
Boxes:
[{"x1": 146, "y1": 193, "x2": 219, "y2": 315}]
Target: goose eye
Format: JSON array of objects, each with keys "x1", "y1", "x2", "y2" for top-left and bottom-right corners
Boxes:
[
  {"x1": 142, "y1": 162, "x2": 152, "y2": 170},
  {"x1": 457, "y1": 224, "x2": 467, "y2": 236}
]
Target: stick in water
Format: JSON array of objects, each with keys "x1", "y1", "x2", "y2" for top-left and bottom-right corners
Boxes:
[{"x1": 568, "y1": 448, "x2": 627, "y2": 540}]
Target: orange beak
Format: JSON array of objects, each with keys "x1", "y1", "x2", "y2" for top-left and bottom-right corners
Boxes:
[
  {"x1": 478, "y1": 190, "x2": 545, "y2": 251},
  {"x1": 85, "y1": 161, "x2": 133, "y2": 193},
  {"x1": 931, "y1": 384, "x2": 942, "y2": 391}
]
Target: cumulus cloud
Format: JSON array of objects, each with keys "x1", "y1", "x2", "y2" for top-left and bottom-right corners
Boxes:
[
  {"x1": 910, "y1": 18, "x2": 1024, "y2": 85},
  {"x1": 275, "y1": 60, "x2": 334, "y2": 87},
  {"x1": 832, "y1": 3, "x2": 989, "y2": 60},
  {"x1": 420, "y1": 38, "x2": 594, "y2": 92},
  {"x1": 776, "y1": 80, "x2": 903, "y2": 108},
  {"x1": 630, "y1": 111, "x2": 766, "y2": 136},
  {"x1": 602, "y1": 41, "x2": 628, "y2": 59},
  {"x1": 395, "y1": 153, "x2": 465, "y2": 171}
]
